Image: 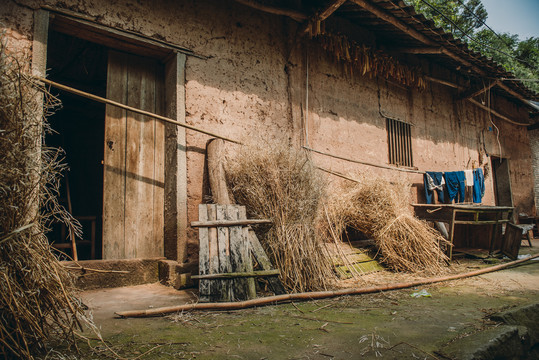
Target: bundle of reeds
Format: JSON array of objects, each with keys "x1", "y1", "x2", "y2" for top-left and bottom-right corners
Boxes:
[
  {"x1": 0, "y1": 42, "x2": 87, "y2": 358},
  {"x1": 322, "y1": 174, "x2": 449, "y2": 273},
  {"x1": 226, "y1": 142, "x2": 337, "y2": 292}
]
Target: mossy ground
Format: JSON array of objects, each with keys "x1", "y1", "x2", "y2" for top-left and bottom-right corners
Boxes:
[{"x1": 42, "y1": 258, "x2": 539, "y2": 359}]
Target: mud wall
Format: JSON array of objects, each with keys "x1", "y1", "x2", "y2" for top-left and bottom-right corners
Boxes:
[
  {"x1": 302, "y1": 44, "x2": 535, "y2": 217},
  {"x1": 2, "y1": 0, "x2": 536, "y2": 262}
]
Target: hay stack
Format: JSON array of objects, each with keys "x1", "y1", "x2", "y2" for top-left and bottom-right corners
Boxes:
[
  {"x1": 0, "y1": 42, "x2": 87, "y2": 358},
  {"x1": 323, "y1": 174, "x2": 449, "y2": 273},
  {"x1": 226, "y1": 142, "x2": 337, "y2": 292}
]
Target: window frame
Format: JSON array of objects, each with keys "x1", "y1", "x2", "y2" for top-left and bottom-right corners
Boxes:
[{"x1": 386, "y1": 117, "x2": 414, "y2": 168}]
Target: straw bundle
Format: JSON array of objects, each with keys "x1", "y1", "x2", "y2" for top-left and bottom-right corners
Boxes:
[
  {"x1": 226, "y1": 142, "x2": 337, "y2": 292},
  {"x1": 0, "y1": 41, "x2": 87, "y2": 358},
  {"x1": 322, "y1": 174, "x2": 449, "y2": 273}
]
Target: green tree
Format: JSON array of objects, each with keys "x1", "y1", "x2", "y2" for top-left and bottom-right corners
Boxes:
[
  {"x1": 405, "y1": 0, "x2": 539, "y2": 94},
  {"x1": 406, "y1": 0, "x2": 487, "y2": 37}
]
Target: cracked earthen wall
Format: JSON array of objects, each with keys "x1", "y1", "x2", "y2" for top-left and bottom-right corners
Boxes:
[{"x1": 2, "y1": 0, "x2": 535, "y2": 262}]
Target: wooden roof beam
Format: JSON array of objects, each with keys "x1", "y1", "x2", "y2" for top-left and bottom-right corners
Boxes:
[
  {"x1": 319, "y1": 0, "x2": 348, "y2": 20},
  {"x1": 393, "y1": 47, "x2": 443, "y2": 54},
  {"x1": 468, "y1": 98, "x2": 528, "y2": 126},
  {"x1": 234, "y1": 0, "x2": 307, "y2": 22},
  {"x1": 459, "y1": 80, "x2": 499, "y2": 100},
  {"x1": 300, "y1": 0, "x2": 348, "y2": 34},
  {"x1": 349, "y1": 0, "x2": 533, "y2": 108}
]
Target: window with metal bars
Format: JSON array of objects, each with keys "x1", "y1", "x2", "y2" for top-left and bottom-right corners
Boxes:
[{"x1": 386, "y1": 118, "x2": 413, "y2": 167}]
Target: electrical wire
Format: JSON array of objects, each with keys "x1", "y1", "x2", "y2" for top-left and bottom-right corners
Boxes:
[
  {"x1": 500, "y1": 78, "x2": 539, "y2": 82},
  {"x1": 484, "y1": 80, "x2": 502, "y2": 159},
  {"x1": 416, "y1": 0, "x2": 534, "y2": 68},
  {"x1": 453, "y1": 0, "x2": 510, "y2": 46}
]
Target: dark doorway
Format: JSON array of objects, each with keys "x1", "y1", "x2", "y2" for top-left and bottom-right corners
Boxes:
[
  {"x1": 491, "y1": 156, "x2": 513, "y2": 207},
  {"x1": 46, "y1": 31, "x2": 108, "y2": 259}
]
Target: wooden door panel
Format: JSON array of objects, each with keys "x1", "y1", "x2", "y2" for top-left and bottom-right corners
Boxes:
[
  {"x1": 103, "y1": 51, "x2": 127, "y2": 258},
  {"x1": 103, "y1": 51, "x2": 164, "y2": 259}
]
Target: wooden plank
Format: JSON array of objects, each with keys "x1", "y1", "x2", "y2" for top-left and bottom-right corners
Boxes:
[
  {"x1": 227, "y1": 206, "x2": 248, "y2": 300},
  {"x1": 207, "y1": 205, "x2": 220, "y2": 302},
  {"x1": 122, "y1": 53, "x2": 164, "y2": 258},
  {"x1": 502, "y1": 223, "x2": 522, "y2": 260},
  {"x1": 124, "y1": 54, "x2": 145, "y2": 259},
  {"x1": 248, "y1": 229, "x2": 287, "y2": 295},
  {"x1": 153, "y1": 65, "x2": 165, "y2": 258},
  {"x1": 453, "y1": 220, "x2": 511, "y2": 225},
  {"x1": 191, "y1": 219, "x2": 272, "y2": 227},
  {"x1": 216, "y1": 205, "x2": 232, "y2": 301},
  {"x1": 103, "y1": 51, "x2": 127, "y2": 259},
  {"x1": 237, "y1": 206, "x2": 256, "y2": 300},
  {"x1": 198, "y1": 205, "x2": 210, "y2": 302},
  {"x1": 48, "y1": 12, "x2": 201, "y2": 60}
]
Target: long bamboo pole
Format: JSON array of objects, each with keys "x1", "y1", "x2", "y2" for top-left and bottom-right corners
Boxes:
[
  {"x1": 115, "y1": 253, "x2": 539, "y2": 318},
  {"x1": 30, "y1": 76, "x2": 243, "y2": 144}
]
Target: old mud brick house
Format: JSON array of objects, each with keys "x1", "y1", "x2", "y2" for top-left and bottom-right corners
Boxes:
[{"x1": 2, "y1": 0, "x2": 537, "y2": 265}]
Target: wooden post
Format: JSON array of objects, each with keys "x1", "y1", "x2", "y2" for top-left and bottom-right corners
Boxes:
[{"x1": 207, "y1": 138, "x2": 232, "y2": 204}]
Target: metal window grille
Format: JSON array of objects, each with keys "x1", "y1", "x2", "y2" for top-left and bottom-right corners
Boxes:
[{"x1": 386, "y1": 118, "x2": 413, "y2": 167}]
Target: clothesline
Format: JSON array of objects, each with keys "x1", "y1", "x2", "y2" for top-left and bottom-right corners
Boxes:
[{"x1": 424, "y1": 169, "x2": 485, "y2": 205}]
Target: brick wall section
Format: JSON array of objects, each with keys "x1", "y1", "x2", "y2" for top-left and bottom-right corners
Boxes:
[{"x1": 530, "y1": 128, "x2": 539, "y2": 215}]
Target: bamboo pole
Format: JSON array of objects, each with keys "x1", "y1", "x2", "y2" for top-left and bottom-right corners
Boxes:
[
  {"x1": 29, "y1": 76, "x2": 242, "y2": 144},
  {"x1": 115, "y1": 253, "x2": 539, "y2": 318}
]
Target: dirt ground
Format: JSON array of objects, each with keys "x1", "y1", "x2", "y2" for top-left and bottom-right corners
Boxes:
[{"x1": 45, "y1": 240, "x2": 539, "y2": 359}]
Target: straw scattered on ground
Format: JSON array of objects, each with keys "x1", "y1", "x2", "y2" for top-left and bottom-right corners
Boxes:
[
  {"x1": 0, "y1": 39, "x2": 89, "y2": 359},
  {"x1": 322, "y1": 173, "x2": 449, "y2": 274},
  {"x1": 226, "y1": 141, "x2": 337, "y2": 292}
]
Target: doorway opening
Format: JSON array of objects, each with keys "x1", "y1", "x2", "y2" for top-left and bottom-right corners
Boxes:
[
  {"x1": 46, "y1": 30, "x2": 107, "y2": 260},
  {"x1": 491, "y1": 156, "x2": 513, "y2": 207}
]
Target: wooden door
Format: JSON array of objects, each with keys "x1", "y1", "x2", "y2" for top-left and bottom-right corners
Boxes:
[{"x1": 102, "y1": 51, "x2": 165, "y2": 259}]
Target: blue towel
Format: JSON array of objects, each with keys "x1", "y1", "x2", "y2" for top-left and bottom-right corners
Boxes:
[
  {"x1": 444, "y1": 171, "x2": 466, "y2": 203},
  {"x1": 424, "y1": 171, "x2": 445, "y2": 204},
  {"x1": 472, "y1": 168, "x2": 485, "y2": 203}
]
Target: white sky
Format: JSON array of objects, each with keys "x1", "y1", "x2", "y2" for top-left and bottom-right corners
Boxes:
[{"x1": 480, "y1": 0, "x2": 539, "y2": 40}]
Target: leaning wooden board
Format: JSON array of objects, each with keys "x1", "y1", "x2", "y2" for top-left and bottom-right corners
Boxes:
[{"x1": 197, "y1": 204, "x2": 256, "y2": 302}]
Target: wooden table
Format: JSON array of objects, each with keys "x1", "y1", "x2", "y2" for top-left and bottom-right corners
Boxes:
[{"x1": 412, "y1": 204, "x2": 514, "y2": 260}]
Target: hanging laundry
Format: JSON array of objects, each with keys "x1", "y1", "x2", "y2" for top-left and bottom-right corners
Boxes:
[
  {"x1": 472, "y1": 168, "x2": 485, "y2": 203},
  {"x1": 424, "y1": 171, "x2": 445, "y2": 204},
  {"x1": 444, "y1": 171, "x2": 466, "y2": 203},
  {"x1": 464, "y1": 169, "x2": 474, "y2": 186}
]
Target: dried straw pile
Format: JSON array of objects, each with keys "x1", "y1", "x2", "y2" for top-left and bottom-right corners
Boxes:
[
  {"x1": 0, "y1": 42, "x2": 87, "y2": 358},
  {"x1": 226, "y1": 142, "x2": 337, "y2": 292},
  {"x1": 322, "y1": 174, "x2": 449, "y2": 273}
]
